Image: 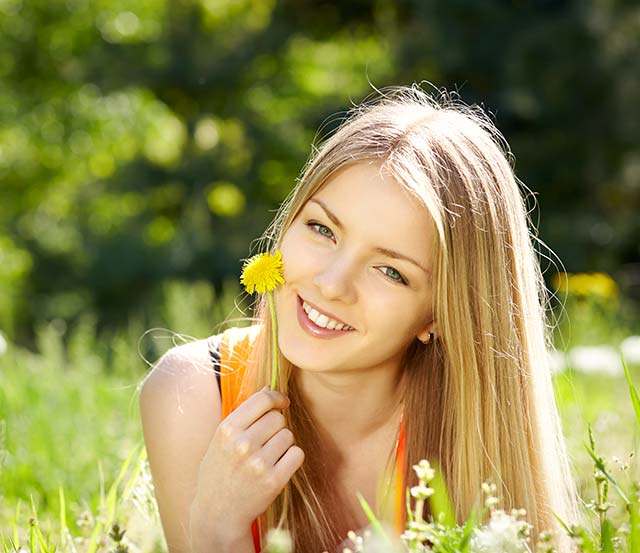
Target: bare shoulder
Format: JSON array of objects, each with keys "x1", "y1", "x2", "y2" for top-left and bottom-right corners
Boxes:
[
  {"x1": 139, "y1": 338, "x2": 222, "y2": 553},
  {"x1": 141, "y1": 338, "x2": 220, "y2": 407}
]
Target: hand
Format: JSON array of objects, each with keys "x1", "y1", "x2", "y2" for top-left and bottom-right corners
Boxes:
[{"x1": 189, "y1": 387, "x2": 305, "y2": 545}]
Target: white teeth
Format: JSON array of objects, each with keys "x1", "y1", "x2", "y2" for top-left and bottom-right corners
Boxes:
[
  {"x1": 302, "y1": 300, "x2": 353, "y2": 331},
  {"x1": 316, "y1": 314, "x2": 329, "y2": 327}
]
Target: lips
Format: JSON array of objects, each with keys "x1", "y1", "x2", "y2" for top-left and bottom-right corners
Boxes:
[
  {"x1": 296, "y1": 295, "x2": 356, "y2": 339},
  {"x1": 299, "y1": 296, "x2": 353, "y2": 329}
]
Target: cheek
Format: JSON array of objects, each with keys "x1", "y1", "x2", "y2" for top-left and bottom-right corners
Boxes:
[
  {"x1": 280, "y1": 228, "x2": 319, "y2": 280},
  {"x1": 370, "y1": 294, "x2": 432, "y2": 334}
]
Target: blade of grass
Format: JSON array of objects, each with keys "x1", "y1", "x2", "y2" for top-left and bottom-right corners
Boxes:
[
  {"x1": 428, "y1": 463, "x2": 456, "y2": 528},
  {"x1": 621, "y1": 355, "x2": 640, "y2": 428},
  {"x1": 6, "y1": 537, "x2": 19, "y2": 553},
  {"x1": 405, "y1": 487, "x2": 414, "y2": 524},
  {"x1": 3, "y1": 536, "x2": 15, "y2": 553},
  {"x1": 13, "y1": 499, "x2": 21, "y2": 547},
  {"x1": 356, "y1": 492, "x2": 393, "y2": 547},
  {"x1": 29, "y1": 519, "x2": 36, "y2": 553},
  {"x1": 58, "y1": 486, "x2": 66, "y2": 548},
  {"x1": 584, "y1": 442, "x2": 629, "y2": 504},
  {"x1": 575, "y1": 527, "x2": 596, "y2": 553},
  {"x1": 87, "y1": 447, "x2": 138, "y2": 553},
  {"x1": 105, "y1": 446, "x2": 139, "y2": 528},
  {"x1": 628, "y1": 486, "x2": 640, "y2": 553},
  {"x1": 85, "y1": 513, "x2": 103, "y2": 553},
  {"x1": 553, "y1": 511, "x2": 599, "y2": 553},
  {"x1": 28, "y1": 496, "x2": 39, "y2": 553},
  {"x1": 599, "y1": 519, "x2": 614, "y2": 553},
  {"x1": 458, "y1": 508, "x2": 476, "y2": 553},
  {"x1": 33, "y1": 523, "x2": 52, "y2": 553},
  {"x1": 552, "y1": 512, "x2": 572, "y2": 536},
  {"x1": 120, "y1": 444, "x2": 146, "y2": 501}
]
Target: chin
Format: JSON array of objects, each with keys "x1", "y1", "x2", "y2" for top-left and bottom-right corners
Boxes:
[{"x1": 278, "y1": 336, "x2": 313, "y2": 370}]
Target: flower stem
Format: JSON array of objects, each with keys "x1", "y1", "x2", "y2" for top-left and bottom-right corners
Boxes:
[{"x1": 267, "y1": 291, "x2": 279, "y2": 391}]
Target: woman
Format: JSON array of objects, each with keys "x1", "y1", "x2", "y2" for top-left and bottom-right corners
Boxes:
[{"x1": 140, "y1": 85, "x2": 579, "y2": 553}]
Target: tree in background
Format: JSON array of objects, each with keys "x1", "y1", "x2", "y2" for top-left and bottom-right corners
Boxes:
[{"x1": 1, "y1": 0, "x2": 638, "y2": 345}]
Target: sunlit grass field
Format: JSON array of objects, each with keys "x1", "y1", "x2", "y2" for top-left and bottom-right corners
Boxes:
[{"x1": 1, "y1": 276, "x2": 639, "y2": 550}]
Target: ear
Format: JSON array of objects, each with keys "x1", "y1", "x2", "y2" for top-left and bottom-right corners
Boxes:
[{"x1": 416, "y1": 321, "x2": 437, "y2": 342}]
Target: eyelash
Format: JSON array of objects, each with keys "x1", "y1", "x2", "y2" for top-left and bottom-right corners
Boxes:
[{"x1": 305, "y1": 221, "x2": 409, "y2": 286}]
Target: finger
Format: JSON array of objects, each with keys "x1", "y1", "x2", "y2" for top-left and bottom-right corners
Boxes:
[
  {"x1": 244, "y1": 409, "x2": 286, "y2": 446},
  {"x1": 272, "y1": 446, "x2": 305, "y2": 487},
  {"x1": 221, "y1": 389, "x2": 290, "y2": 432},
  {"x1": 261, "y1": 427, "x2": 295, "y2": 466}
]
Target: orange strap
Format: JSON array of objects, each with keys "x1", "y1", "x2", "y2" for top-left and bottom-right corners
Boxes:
[
  {"x1": 218, "y1": 326, "x2": 263, "y2": 551},
  {"x1": 217, "y1": 325, "x2": 406, "y2": 548},
  {"x1": 219, "y1": 325, "x2": 260, "y2": 419},
  {"x1": 394, "y1": 419, "x2": 407, "y2": 534}
]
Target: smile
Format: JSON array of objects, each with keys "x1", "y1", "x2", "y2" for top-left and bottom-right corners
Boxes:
[
  {"x1": 302, "y1": 300, "x2": 354, "y2": 330},
  {"x1": 296, "y1": 295, "x2": 356, "y2": 338}
]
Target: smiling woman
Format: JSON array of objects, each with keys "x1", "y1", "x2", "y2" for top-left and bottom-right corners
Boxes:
[
  {"x1": 276, "y1": 162, "x2": 436, "y2": 378},
  {"x1": 139, "y1": 85, "x2": 579, "y2": 553}
]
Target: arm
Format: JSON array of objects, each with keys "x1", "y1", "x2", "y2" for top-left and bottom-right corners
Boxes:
[{"x1": 139, "y1": 339, "x2": 254, "y2": 553}]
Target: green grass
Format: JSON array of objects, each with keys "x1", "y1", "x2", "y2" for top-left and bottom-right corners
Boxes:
[
  {"x1": 0, "y1": 279, "x2": 243, "y2": 547},
  {"x1": 0, "y1": 325, "x2": 149, "y2": 541}
]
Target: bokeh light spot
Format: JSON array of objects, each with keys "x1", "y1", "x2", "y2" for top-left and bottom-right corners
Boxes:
[
  {"x1": 145, "y1": 216, "x2": 175, "y2": 245},
  {"x1": 89, "y1": 152, "x2": 116, "y2": 178},
  {"x1": 114, "y1": 11, "x2": 140, "y2": 37},
  {"x1": 194, "y1": 116, "x2": 219, "y2": 151},
  {"x1": 206, "y1": 182, "x2": 246, "y2": 217}
]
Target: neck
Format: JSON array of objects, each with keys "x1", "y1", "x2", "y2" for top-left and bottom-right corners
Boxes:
[{"x1": 293, "y1": 362, "x2": 405, "y2": 452}]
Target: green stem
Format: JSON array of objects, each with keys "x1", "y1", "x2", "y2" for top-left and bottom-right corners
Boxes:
[
  {"x1": 267, "y1": 291, "x2": 279, "y2": 391},
  {"x1": 414, "y1": 498, "x2": 425, "y2": 523}
]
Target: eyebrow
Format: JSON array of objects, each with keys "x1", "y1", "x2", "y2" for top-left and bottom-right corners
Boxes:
[{"x1": 308, "y1": 198, "x2": 431, "y2": 275}]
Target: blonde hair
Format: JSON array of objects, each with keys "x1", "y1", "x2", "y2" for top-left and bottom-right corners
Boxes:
[{"x1": 241, "y1": 85, "x2": 579, "y2": 551}]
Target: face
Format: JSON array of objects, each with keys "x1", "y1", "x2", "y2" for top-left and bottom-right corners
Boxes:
[{"x1": 274, "y1": 161, "x2": 436, "y2": 375}]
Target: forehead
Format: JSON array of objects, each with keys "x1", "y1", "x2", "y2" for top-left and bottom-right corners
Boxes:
[{"x1": 308, "y1": 162, "x2": 434, "y2": 254}]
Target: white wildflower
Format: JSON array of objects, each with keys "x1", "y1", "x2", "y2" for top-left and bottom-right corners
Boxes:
[
  {"x1": 471, "y1": 510, "x2": 531, "y2": 553},
  {"x1": 485, "y1": 496, "x2": 500, "y2": 509},
  {"x1": 0, "y1": 331, "x2": 6, "y2": 357},
  {"x1": 412, "y1": 460, "x2": 435, "y2": 483},
  {"x1": 481, "y1": 482, "x2": 497, "y2": 495},
  {"x1": 612, "y1": 454, "x2": 631, "y2": 471},
  {"x1": 410, "y1": 483, "x2": 434, "y2": 500},
  {"x1": 265, "y1": 528, "x2": 292, "y2": 553},
  {"x1": 407, "y1": 520, "x2": 430, "y2": 534},
  {"x1": 356, "y1": 525, "x2": 402, "y2": 553},
  {"x1": 345, "y1": 530, "x2": 364, "y2": 552},
  {"x1": 400, "y1": 529, "x2": 418, "y2": 541}
]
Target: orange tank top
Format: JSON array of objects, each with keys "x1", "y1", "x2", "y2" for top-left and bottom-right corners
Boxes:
[{"x1": 214, "y1": 326, "x2": 407, "y2": 551}]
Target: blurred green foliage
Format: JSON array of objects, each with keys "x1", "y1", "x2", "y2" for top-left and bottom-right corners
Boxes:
[
  {"x1": 0, "y1": 279, "x2": 239, "y2": 526},
  {"x1": 551, "y1": 271, "x2": 640, "y2": 347},
  {"x1": 1, "y1": 0, "x2": 638, "y2": 345}
]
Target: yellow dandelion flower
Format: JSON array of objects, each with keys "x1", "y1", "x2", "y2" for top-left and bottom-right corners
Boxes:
[
  {"x1": 239, "y1": 249, "x2": 285, "y2": 391},
  {"x1": 240, "y1": 251, "x2": 285, "y2": 294}
]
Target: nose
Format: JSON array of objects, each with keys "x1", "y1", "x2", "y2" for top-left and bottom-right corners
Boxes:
[{"x1": 311, "y1": 253, "x2": 357, "y2": 304}]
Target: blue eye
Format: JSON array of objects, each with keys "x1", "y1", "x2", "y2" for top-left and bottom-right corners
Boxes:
[
  {"x1": 307, "y1": 221, "x2": 335, "y2": 240},
  {"x1": 380, "y1": 266, "x2": 408, "y2": 285}
]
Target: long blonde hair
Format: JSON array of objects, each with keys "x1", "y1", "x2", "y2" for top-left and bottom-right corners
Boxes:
[{"x1": 240, "y1": 85, "x2": 579, "y2": 551}]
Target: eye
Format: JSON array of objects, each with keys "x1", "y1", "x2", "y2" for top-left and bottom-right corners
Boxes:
[
  {"x1": 306, "y1": 221, "x2": 335, "y2": 241},
  {"x1": 380, "y1": 266, "x2": 408, "y2": 285}
]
